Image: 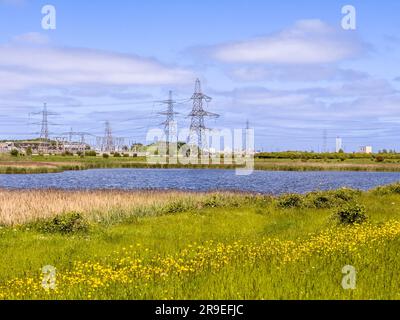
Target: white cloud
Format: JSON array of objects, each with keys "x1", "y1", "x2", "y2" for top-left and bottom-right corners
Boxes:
[
  {"x1": 0, "y1": 43, "x2": 194, "y2": 92},
  {"x1": 304, "y1": 79, "x2": 398, "y2": 98},
  {"x1": 211, "y1": 20, "x2": 364, "y2": 64},
  {"x1": 217, "y1": 87, "x2": 315, "y2": 108},
  {"x1": 214, "y1": 78, "x2": 400, "y2": 123},
  {"x1": 228, "y1": 65, "x2": 369, "y2": 82}
]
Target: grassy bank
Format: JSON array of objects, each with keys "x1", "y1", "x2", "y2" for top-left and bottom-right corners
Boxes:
[
  {"x1": 0, "y1": 154, "x2": 240, "y2": 174},
  {"x1": 4, "y1": 153, "x2": 400, "y2": 173},
  {"x1": 1, "y1": 184, "x2": 400, "y2": 299}
]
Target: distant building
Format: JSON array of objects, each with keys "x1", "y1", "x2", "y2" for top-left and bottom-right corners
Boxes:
[
  {"x1": 335, "y1": 137, "x2": 343, "y2": 153},
  {"x1": 64, "y1": 142, "x2": 87, "y2": 153},
  {"x1": 0, "y1": 142, "x2": 15, "y2": 153},
  {"x1": 360, "y1": 146, "x2": 373, "y2": 154}
]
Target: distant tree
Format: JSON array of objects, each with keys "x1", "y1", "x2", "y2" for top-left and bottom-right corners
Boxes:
[
  {"x1": 131, "y1": 143, "x2": 144, "y2": 152},
  {"x1": 62, "y1": 151, "x2": 73, "y2": 156},
  {"x1": 102, "y1": 153, "x2": 109, "y2": 159},
  {"x1": 26, "y1": 147, "x2": 33, "y2": 156},
  {"x1": 85, "y1": 150, "x2": 97, "y2": 157},
  {"x1": 10, "y1": 149, "x2": 19, "y2": 157}
]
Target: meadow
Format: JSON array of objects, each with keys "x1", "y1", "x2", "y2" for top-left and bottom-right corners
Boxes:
[{"x1": 0, "y1": 184, "x2": 400, "y2": 299}]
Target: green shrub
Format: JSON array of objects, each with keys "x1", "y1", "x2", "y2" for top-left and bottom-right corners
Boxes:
[
  {"x1": 85, "y1": 150, "x2": 97, "y2": 157},
  {"x1": 334, "y1": 203, "x2": 368, "y2": 225},
  {"x1": 305, "y1": 188, "x2": 359, "y2": 209},
  {"x1": 163, "y1": 201, "x2": 188, "y2": 214},
  {"x1": 114, "y1": 152, "x2": 121, "y2": 157},
  {"x1": 202, "y1": 194, "x2": 222, "y2": 208},
  {"x1": 26, "y1": 147, "x2": 33, "y2": 156},
  {"x1": 102, "y1": 153, "x2": 109, "y2": 159},
  {"x1": 34, "y1": 212, "x2": 89, "y2": 234},
  {"x1": 332, "y1": 188, "x2": 360, "y2": 202},
  {"x1": 373, "y1": 183, "x2": 400, "y2": 195},
  {"x1": 277, "y1": 194, "x2": 304, "y2": 208},
  {"x1": 10, "y1": 149, "x2": 19, "y2": 157},
  {"x1": 308, "y1": 192, "x2": 335, "y2": 209}
]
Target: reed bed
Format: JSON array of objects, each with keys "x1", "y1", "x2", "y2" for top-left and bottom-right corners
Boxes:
[{"x1": 0, "y1": 189, "x2": 255, "y2": 226}]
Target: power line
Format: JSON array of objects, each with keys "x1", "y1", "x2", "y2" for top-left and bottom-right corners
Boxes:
[{"x1": 0, "y1": 98, "x2": 191, "y2": 110}]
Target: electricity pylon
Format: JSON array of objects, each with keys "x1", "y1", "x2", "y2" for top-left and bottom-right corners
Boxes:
[{"x1": 188, "y1": 78, "x2": 219, "y2": 152}]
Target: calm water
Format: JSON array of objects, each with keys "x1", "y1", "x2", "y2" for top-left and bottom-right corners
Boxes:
[{"x1": 0, "y1": 169, "x2": 400, "y2": 194}]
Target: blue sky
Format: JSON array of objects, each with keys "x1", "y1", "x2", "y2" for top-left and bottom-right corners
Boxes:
[{"x1": 1, "y1": 0, "x2": 400, "y2": 151}]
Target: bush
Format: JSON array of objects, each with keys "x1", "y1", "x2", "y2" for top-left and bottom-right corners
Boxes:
[
  {"x1": 308, "y1": 193, "x2": 335, "y2": 209},
  {"x1": 102, "y1": 153, "x2": 109, "y2": 159},
  {"x1": 332, "y1": 188, "x2": 360, "y2": 202},
  {"x1": 10, "y1": 149, "x2": 19, "y2": 157},
  {"x1": 26, "y1": 147, "x2": 33, "y2": 156},
  {"x1": 202, "y1": 194, "x2": 223, "y2": 208},
  {"x1": 123, "y1": 153, "x2": 129, "y2": 157},
  {"x1": 305, "y1": 188, "x2": 359, "y2": 209},
  {"x1": 114, "y1": 152, "x2": 121, "y2": 157},
  {"x1": 334, "y1": 203, "x2": 368, "y2": 225},
  {"x1": 277, "y1": 194, "x2": 304, "y2": 208},
  {"x1": 35, "y1": 212, "x2": 89, "y2": 234},
  {"x1": 163, "y1": 201, "x2": 188, "y2": 214},
  {"x1": 373, "y1": 183, "x2": 400, "y2": 195},
  {"x1": 85, "y1": 150, "x2": 97, "y2": 157},
  {"x1": 375, "y1": 156, "x2": 385, "y2": 162}
]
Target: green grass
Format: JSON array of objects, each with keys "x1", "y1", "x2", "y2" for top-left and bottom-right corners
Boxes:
[
  {"x1": 1, "y1": 185, "x2": 400, "y2": 299},
  {"x1": 4, "y1": 152, "x2": 400, "y2": 174}
]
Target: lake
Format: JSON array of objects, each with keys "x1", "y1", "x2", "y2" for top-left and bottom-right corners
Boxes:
[{"x1": 0, "y1": 168, "x2": 400, "y2": 194}]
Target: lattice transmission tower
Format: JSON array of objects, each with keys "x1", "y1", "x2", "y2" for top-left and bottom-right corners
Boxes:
[
  {"x1": 30, "y1": 103, "x2": 58, "y2": 140},
  {"x1": 188, "y1": 79, "x2": 219, "y2": 151},
  {"x1": 103, "y1": 121, "x2": 115, "y2": 152},
  {"x1": 40, "y1": 103, "x2": 49, "y2": 140},
  {"x1": 158, "y1": 90, "x2": 178, "y2": 144}
]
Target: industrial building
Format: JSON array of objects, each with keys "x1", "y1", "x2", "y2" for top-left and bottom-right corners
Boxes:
[{"x1": 360, "y1": 146, "x2": 373, "y2": 154}]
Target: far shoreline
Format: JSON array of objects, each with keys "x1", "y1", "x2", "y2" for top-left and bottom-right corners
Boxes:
[{"x1": 3, "y1": 160, "x2": 400, "y2": 174}]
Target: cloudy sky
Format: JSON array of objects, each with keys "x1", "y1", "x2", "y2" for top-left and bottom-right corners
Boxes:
[{"x1": 0, "y1": 0, "x2": 400, "y2": 151}]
